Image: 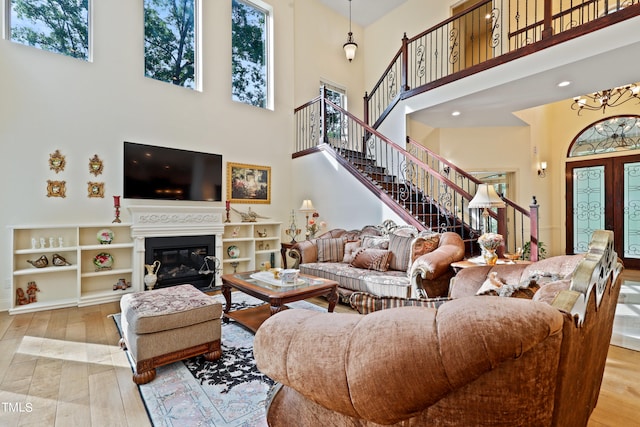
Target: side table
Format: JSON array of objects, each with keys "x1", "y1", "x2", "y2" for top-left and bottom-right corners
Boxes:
[{"x1": 280, "y1": 242, "x2": 296, "y2": 269}]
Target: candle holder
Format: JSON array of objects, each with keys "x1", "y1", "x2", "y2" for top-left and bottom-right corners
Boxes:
[
  {"x1": 225, "y1": 201, "x2": 231, "y2": 223},
  {"x1": 112, "y1": 196, "x2": 121, "y2": 223}
]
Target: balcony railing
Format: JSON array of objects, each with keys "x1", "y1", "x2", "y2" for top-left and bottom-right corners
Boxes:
[{"x1": 365, "y1": 0, "x2": 640, "y2": 127}]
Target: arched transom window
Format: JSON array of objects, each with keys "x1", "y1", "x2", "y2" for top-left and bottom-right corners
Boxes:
[{"x1": 569, "y1": 115, "x2": 640, "y2": 157}]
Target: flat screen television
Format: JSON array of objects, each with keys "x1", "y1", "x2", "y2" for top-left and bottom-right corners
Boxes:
[{"x1": 123, "y1": 141, "x2": 223, "y2": 202}]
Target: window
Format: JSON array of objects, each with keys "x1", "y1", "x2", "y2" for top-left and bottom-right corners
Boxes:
[
  {"x1": 232, "y1": 0, "x2": 271, "y2": 109},
  {"x1": 321, "y1": 83, "x2": 347, "y2": 141},
  {"x1": 8, "y1": 0, "x2": 90, "y2": 60},
  {"x1": 144, "y1": 0, "x2": 198, "y2": 89}
]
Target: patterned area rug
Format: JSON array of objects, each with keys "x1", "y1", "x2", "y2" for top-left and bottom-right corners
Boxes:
[{"x1": 112, "y1": 293, "x2": 324, "y2": 427}]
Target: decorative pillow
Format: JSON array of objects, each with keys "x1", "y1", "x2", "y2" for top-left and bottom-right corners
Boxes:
[
  {"x1": 476, "y1": 272, "x2": 540, "y2": 299},
  {"x1": 361, "y1": 236, "x2": 389, "y2": 250},
  {"x1": 411, "y1": 233, "x2": 440, "y2": 263},
  {"x1": 349, "y1": 292, "x2": 452, "y2": 315},
  {"x1": 316, "y1": 237, "x2": 345, "y2": 263},
  {"x1": 342, "y1": 241, "x2": 362, "y2": 264},
  {"x1": 388, "y1": 232, "x2": 415, "y2": 272},
  {"x1": 350, "y1": 248, "x2": 391, "y2": 272}
]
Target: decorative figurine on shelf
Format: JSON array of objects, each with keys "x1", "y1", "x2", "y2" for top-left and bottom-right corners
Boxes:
[
  {"x1": 231, "y1": 206, "x2": 269, "y2": 222},
  {"x1": 232, "y1": 226, "x2": 240, "y2": 237},
  {"x1": 256, "y1": 228, "x2": 268, "y2": 237},
  {"x1": 52, "y1": 253, "x2": 71, "y2": 266},
  {"x1": 113, "y1": 278, "x2": 131, "y2": 291},
  {"x1": 16, "y1": 287, "x2": 29, "y2": 305},
  {"x1": 112, "y1": 195, "x2": 122, "y2": 223},
  {"x1": 27, "y1": 255, "x2": 49, "y2": 268},
  {"x1": 26, "y1": 281, "x2": 40, "y2": 303},
  {"x1": 144, "y1": 260, "x2": 161, "y2": 291},
  {"x1": 225, "y1": 200, "x2": 231, "y2": 223}
]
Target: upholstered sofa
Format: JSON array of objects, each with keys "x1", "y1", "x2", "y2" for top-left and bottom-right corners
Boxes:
[
  {"x1": 255, "y1": 230, "x2": 622, "y2": 426},
  {"x1": 288, "y1": 223, "x2": 465, "y2": 302}
]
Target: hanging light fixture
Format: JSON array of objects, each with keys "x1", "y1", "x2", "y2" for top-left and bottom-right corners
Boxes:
[
  {"x1": 343, "y1": 0, "x2": 357, "y2": 62},
  {"x1": 571, "y1": 83, "x2": 640, "y2": 115}
]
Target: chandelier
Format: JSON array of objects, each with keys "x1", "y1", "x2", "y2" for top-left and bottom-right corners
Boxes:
[
  {"x1": 343, "y1": 0, "x2": 357, "y2": 62},
  {"x1": 571, "y1": 83, "x2": 640, "y2": 115}
]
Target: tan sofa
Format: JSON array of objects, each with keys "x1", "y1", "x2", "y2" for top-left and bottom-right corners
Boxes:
[
  {"x1": 254, "y1": 230, "x2": 622, "y2": 426},
  {"x1": 288, "y1": 223, "x2": 465, "y2": 302}
]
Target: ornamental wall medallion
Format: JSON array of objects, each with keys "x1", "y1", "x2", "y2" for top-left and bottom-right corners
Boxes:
[
  {"x1": 89, "y1": 154, "x2": 104, "y2": 176},
  {"x1": 88, "y1": 182, "x2": 105, "y2": 198},
  {"x1": 49, "y1": 150, "x2": 66, "y2": 173},
  {"x1": 47, "y1": 180, "x2": 66, "y2": 198}
]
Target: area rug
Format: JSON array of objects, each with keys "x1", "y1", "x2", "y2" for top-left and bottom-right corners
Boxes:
[{"x1": 112, "y1": 293, "x2": 325, "y2": 427}]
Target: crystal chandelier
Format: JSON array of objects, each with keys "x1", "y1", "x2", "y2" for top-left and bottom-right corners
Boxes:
[{"x1": 571, "y1": 83, "x2": 640, "y2": 115}]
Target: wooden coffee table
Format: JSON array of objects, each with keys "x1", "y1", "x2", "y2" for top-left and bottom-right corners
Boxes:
[{"x1": 220, "y1": 271, "x2": 338, "y2": 332}]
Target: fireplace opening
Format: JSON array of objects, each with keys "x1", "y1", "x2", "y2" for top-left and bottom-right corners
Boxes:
[{"x1": 144, "y1": 235, "x2": 218, "y2": 290}]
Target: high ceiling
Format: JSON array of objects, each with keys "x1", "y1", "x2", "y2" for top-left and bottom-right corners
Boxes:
[
  {"x1": 317, "y1": 0, "x2": 409, "y2": 27},
  {"x1": 316, "y1": 1, "x2": 640, "y2": 128}
]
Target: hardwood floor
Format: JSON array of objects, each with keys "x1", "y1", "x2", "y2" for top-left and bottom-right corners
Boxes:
[{"x1": 0, "y1": 293, "x2": 638, "y2": 426}]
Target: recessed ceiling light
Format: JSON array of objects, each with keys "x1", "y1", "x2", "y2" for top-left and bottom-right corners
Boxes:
[
  {"x1": 558, "y1": 81, "x2": 571, "y2": 87},
  {"x1": 452, "y1": 111, "x2": 461, "y2": 116}
]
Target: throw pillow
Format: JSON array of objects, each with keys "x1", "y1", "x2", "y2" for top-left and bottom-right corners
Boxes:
[
  {"x1": 316, "y1": 238, "x2": 346, "y2": 263},
  {"x1": 388, "y1": 232, "x2": 415, "y2": 272},
  {"x1": 411, "y1": 233, "x2": 440, "y2": 263},
  {"x1": 476, "y1": 272, "x2": 540, "y2": 299},
  {"x1": 350, "y1": 248, "x2": 391, "y2": 272},
  {"x1": 342, "y1": 241, "x2": 362, "y2": 264},
  {"x1": 349, "y1": 292, "x2": 452, "y2": 315},
  {"x1": 361, "y1": 235, "x2": 389, "y2": 250}
]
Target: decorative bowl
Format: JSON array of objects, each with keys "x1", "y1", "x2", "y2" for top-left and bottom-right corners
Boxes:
[
  {"x1": 94, "y1": 252, "x2": 114, "y2": 270},
  {"x1": 97, "y1": 229, "x2": 114, "y2": 244}
]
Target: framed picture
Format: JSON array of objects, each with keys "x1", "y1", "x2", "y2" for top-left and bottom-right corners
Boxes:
[
  {"x1": 47, "y1": 180, "x2": 66, "y2": 198},
  {"x1": 87, "y1": 182, "x2": 104, "y2": 198},
  {"x1": 227, "y1": 162, "x2": 271, "y2": 204}
]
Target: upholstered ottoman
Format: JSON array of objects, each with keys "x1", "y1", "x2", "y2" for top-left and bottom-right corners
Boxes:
[{"x1": 119, "y1": 284, "x2": 222, "y2": 384}]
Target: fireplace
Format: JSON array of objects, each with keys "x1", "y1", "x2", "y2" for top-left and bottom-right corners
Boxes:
[
  {"x1": 129, "y1": 205, "x2": 225, "y2": 292},
  {"x1": 145, "y1": 235, "x2": 217, "y2": 290}
]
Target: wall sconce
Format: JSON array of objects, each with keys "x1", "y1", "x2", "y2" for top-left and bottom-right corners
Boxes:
[{"x1": 538, "y1": 161, "x2": 547, "y2": 178}]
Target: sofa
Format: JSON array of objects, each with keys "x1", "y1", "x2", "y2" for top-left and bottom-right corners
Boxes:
[
  {"x1": 254, "y1": 230, "x2": 622, "y2": 426},
  {"x1": 288, "y1": 222, "x2": 465, "y2": 302}
]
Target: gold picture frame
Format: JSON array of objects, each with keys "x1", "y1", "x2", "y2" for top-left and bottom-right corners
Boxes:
[
  {"x1": 47, "y1": 180, "x2": 66, "y2": 198},
  {"x1": 88, "y1": 182, "x2": 104, "y2": 198},
  {"x1": 89, "y1": 154, "x2": 104, "y2": 176},
  {"x1": 227, "y1": 162, "x2": 271, "y2": 204},
  {"x1": 49, "y1": 150, "x2": 66, "y2": 173}
]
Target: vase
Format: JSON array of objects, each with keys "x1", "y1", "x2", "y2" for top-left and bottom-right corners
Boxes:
[
  {"x1": 144, "y1": 260, "x2": 161, "y2": 290},
  {"x1": 483, "y1": 248, "x2": 498, "y2": 265}
]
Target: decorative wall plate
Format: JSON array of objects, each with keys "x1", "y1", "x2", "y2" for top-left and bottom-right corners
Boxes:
[
  {"x1": 89, "y1": 154, "x2": 104, "y2": 176},
  {"x1": 87, "y1": 182, "x2": 104, "y2": 198},
  {"x1": 47, "y1": 180, "x2": 66, "y2": 198},
  {"x1": 227, "y1": 245, "x2": 240, "y2": 259},
  {"x1": 94, "y1": 252, "x2": 114, "y2": 270},
  {"x1": 97, "y1": 229, "x2": 114, "y2": 244},
  {"x1": 49, "y1": 149, "x2": 66, "y2": 173}
]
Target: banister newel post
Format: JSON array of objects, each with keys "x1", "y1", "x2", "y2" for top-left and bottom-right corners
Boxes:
[
  {"x1": 363, "y1": 91, "x2": 369, "y2": 126},
  {"x1": 529, "y1": 196, "x2": 540, "y2": 262},
  {"x1": 497, "y1": 206, "x2": 506, "y2": 258},
  {"x1": 542, "y1": 0, "x2": 553, "y2": 39},
  {"x1": 401, "y1": 33, "x2": 409, "y2": 92}
]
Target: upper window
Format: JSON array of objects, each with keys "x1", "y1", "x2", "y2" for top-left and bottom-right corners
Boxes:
[
  {"x1": 144, "y1": 0, "x2": 198, "y2": 89},
  {"x1": 232, "y1": 0, "x2": 271, "y2": 109},
  {"x1": 8, "y1": 0, "x2": 90, "y2": 60},
  {"x1": 569, "y1": 115, "x2": 640, "y2": 157}
]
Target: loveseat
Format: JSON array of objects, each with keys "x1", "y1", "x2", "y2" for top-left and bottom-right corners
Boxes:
[
  {"x1": 255, "y1": 230, "x2": 622, "y2": 426},
  {"x1": 288, "y1": 222, "x2": 465, "y2": 302}
]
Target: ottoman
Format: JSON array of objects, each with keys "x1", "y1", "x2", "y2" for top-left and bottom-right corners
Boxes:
[{"x1": 119, "y1": 284, "x2": 222, "y2": 384}]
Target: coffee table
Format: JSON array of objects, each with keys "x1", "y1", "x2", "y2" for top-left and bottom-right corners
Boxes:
[{"x1": 220, "y1": 271, "x2": 338, "y2": 332}]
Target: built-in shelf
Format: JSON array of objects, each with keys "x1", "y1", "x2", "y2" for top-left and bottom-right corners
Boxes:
[{"x1": 222, "y1": 222, "x2": 281, "y2": 274}]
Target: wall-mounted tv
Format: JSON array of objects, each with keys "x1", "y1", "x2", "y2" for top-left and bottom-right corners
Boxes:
[{"x1": 123, "y1": 141, "x2": 223, "y2": 202}]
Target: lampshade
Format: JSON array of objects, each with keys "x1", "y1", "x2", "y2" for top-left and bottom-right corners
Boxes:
[
  {"x1": 299, "y1": 199, "x2": 315, "y2": 212},
  {"x1": 468, "y1": 184, "x2": 505, "y2": 209},
  {"x1": 343, "y1": 35, "x2": 357, "y2": 62}
]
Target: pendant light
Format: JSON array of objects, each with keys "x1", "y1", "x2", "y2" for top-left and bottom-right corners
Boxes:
[{"x1": 343, "y1": 0, "x2": 357, "y2": 62}]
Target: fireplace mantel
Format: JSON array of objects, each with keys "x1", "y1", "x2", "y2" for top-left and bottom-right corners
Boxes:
[{"x1": 128, "y1": 205, "x2": 225, "y2": 290}]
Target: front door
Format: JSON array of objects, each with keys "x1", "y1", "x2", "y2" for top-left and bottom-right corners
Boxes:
[{"x1": 566, "y1": 154, "x2": 640, "y2": 268}]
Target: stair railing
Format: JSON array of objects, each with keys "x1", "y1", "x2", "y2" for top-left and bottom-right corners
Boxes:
[
  {"x1": 365, "y1": 0, "x2": 640, "y2": 128},
  {"x1": 295, "y1": 94, "x2": 540, "y2": 259}
]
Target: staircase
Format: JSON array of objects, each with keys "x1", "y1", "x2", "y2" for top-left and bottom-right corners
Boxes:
[{"x1": 612, "y1": 275, "x2": 640, "y2": 351}]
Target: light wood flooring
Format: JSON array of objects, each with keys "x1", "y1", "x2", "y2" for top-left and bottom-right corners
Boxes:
[{"x1": 0, "y1": 291, "x2": 639, "y2": 426}]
